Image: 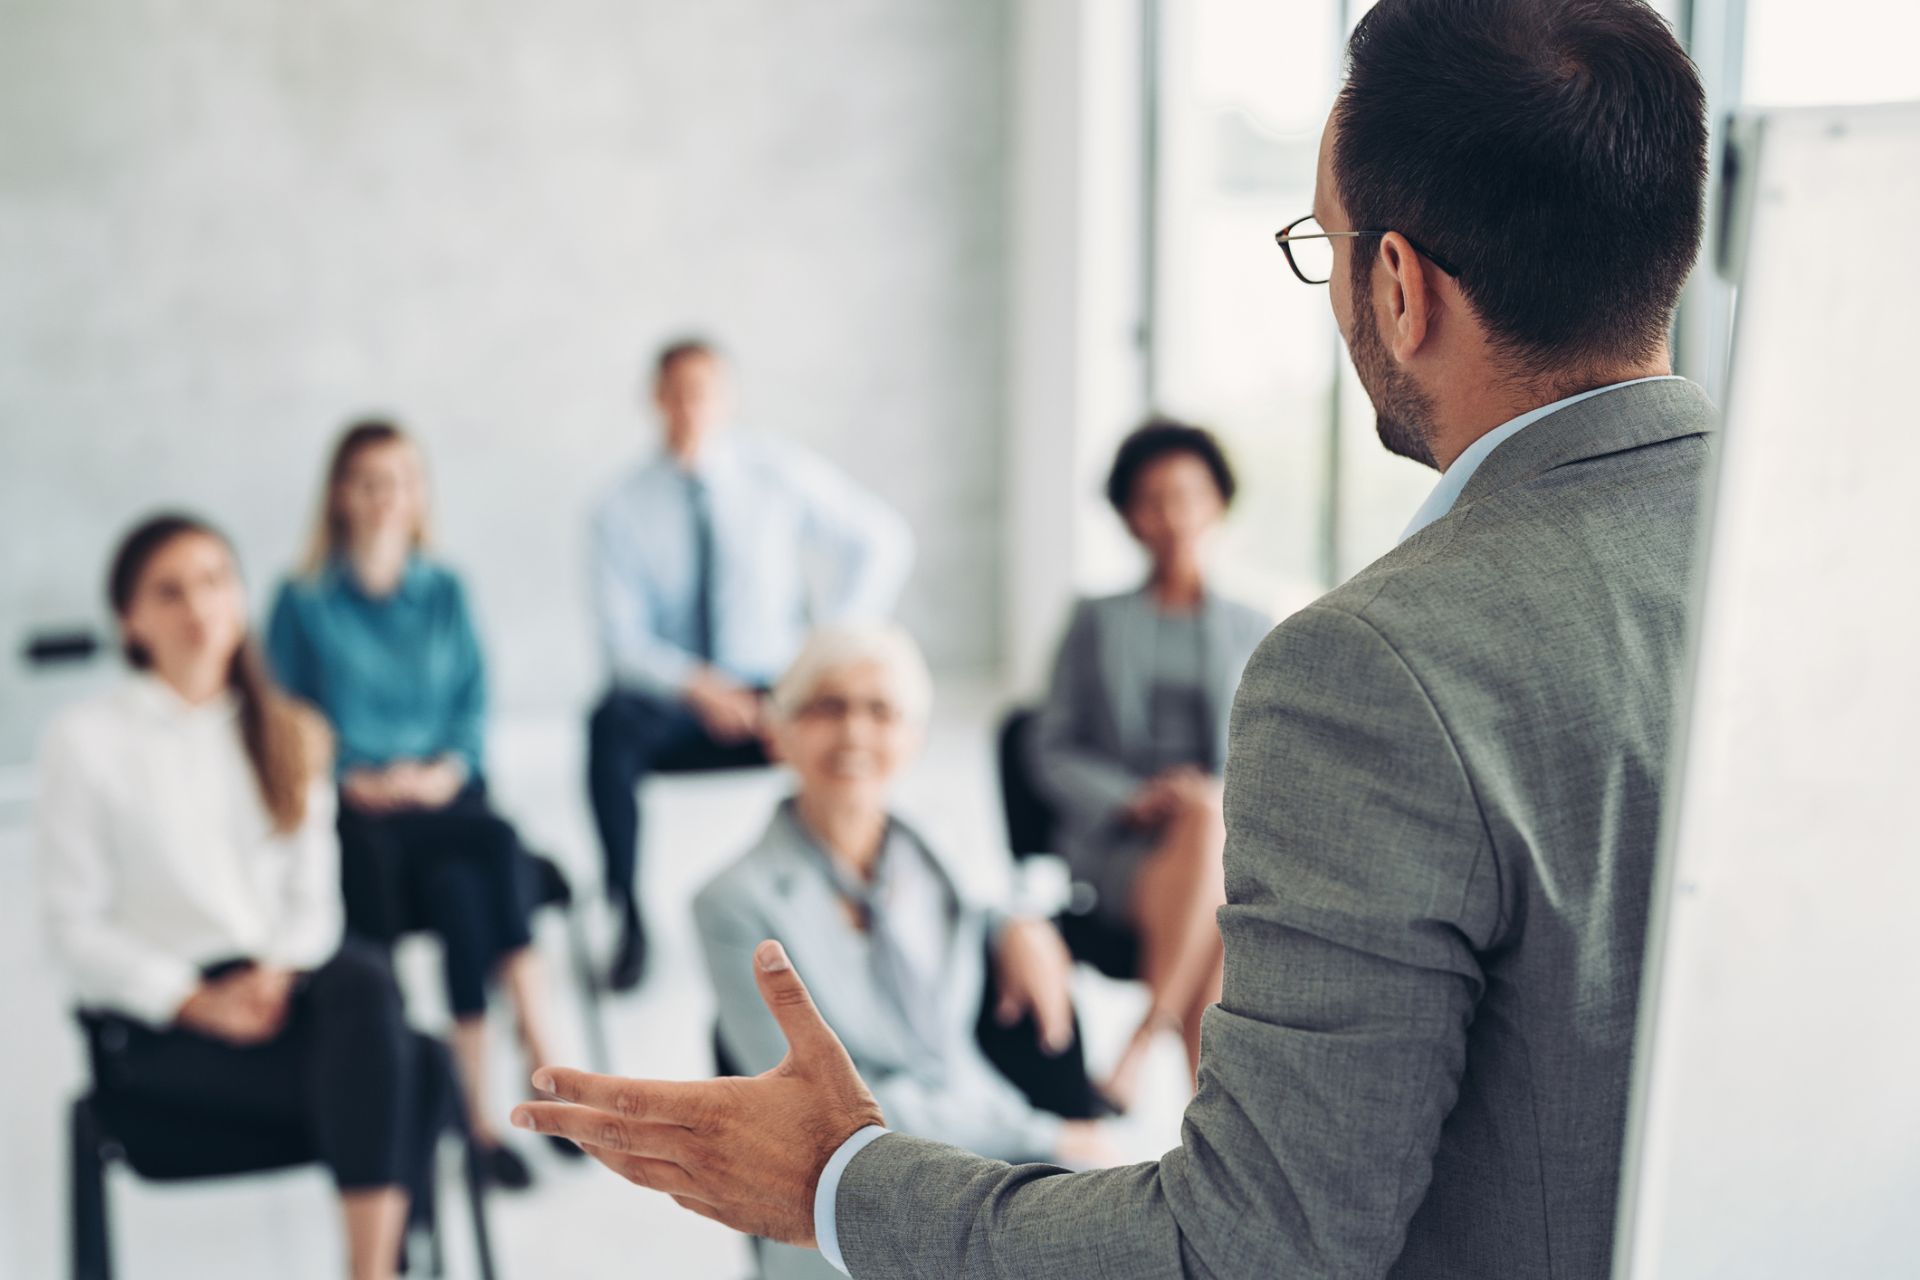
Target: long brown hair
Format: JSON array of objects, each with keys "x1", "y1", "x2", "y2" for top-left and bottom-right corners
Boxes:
[
  {"x1": 299, "y1": 418, "x2": 432, "y2": 575},
  {"x1": 109, "y1": 513, "x2": 327, "y2": 833}
]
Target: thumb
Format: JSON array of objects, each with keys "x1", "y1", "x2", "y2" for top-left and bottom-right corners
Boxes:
[{"x1": 753, "y1": 940, "x2": 846, "y2": 1068}]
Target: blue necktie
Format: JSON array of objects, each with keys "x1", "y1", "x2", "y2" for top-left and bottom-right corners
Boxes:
[{"x1": 688, "y1": 473, "x2": 717, "y2": 663}]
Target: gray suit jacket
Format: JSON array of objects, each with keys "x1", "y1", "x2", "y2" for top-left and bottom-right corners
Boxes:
[
  {"x1": 836, "y1": 378, "x2": 1716, "y2": 1278},
  {"x1": 1030, "y1": 587, "x2": 1272, "y2": 840}
]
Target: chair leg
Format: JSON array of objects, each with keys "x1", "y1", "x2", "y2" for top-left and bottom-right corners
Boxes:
[
  {"x1": 567, "y1": 903, "x2": 614, "y2": 1074},
  {"x1": 452, "y1": 1099, "x2": 498, "y2": 1280},
  {"x1": 69, "y1": 1098, "x2": 112, "y2": 1280},
  {"x1": 413, "y1": 1140, "x2": 442, "y2": 1278}
]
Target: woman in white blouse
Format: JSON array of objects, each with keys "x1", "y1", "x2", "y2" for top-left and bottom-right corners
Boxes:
[{"x1": 38, "y1": 514, "x2": 418, "y2": 1280}]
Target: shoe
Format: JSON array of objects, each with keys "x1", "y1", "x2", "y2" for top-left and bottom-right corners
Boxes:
[
  {"x1": 476, "y1": 1141, "x2": 535, "y2": 1191},
  {"x1": 608, "y1": 905, "x2": 649, "y2": 992},
  {"x1": 546, "y1": 1133, "x2": 589, "y2": 1159}
]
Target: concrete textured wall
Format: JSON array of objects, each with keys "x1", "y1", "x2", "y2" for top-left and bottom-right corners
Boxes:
[{"x1": 0, "y1": 0, "x2": 1009, "y2": 762}]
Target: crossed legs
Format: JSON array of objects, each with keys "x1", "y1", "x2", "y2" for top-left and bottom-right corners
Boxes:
[{"x1": 1105, "y1": 785, "x2": 1228, "y2": 1107}]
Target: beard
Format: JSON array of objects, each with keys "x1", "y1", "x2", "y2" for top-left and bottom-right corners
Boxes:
[{"x1": 1343, "y1": 266, "x2": 1439, "y2": 469}]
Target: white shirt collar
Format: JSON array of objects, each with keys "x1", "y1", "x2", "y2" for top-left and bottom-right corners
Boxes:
[
  {"x1": 1399, "y1": 375, "x2": 1684, "y2": 544},
  {"x1": 122, "y1": 671, "x2": 239, "y2": 725}
]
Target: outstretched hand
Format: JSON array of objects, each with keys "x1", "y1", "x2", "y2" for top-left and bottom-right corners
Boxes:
[{"x1": 510, "y1": 940, "x2": 884, "y2": 1246}]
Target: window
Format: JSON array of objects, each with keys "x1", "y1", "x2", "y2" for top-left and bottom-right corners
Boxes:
[
  {"x1": 1147, "y1": 0, "x2": 1449, "y2": 604},
  {"x1": 1147, "y1": 0, "x2": 1344, "y2": 617}
]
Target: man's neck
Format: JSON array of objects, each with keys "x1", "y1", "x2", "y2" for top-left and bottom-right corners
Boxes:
[{"x1": 1428, "y1": 356, "x2": 1672, "y2": 473}]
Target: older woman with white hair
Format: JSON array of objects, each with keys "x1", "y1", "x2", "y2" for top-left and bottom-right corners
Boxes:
[{"x1": 694, "y1": 624, "x2": 1117, "y2": 1280}]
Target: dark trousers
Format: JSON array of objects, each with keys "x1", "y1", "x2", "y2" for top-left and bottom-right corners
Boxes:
[
  {"x1": 587, "y1": 689, "x2": 770, "y2": 905},
  {"x1": 336, "y1": 789, "x2": 536, "y2": 1018},
  {"x1": 973, "y1": 944, "x2": 1105, "y2": 1122},
  {"x1": 88, "y1": 943, "x2": 417, "y2": 1190}
]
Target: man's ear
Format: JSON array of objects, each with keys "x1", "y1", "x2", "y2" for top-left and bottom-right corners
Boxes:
[{"x1": 1377, "y1": 232, "x2": 1433, "y2": 363}]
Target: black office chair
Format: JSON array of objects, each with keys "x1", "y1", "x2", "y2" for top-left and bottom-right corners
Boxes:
[
  {"x1": 70, "y1": 1020, "x2": 497, "y2": 1280},
  {"x1": 996, "y1": 708, "x2": 1141, "y2": 981}
]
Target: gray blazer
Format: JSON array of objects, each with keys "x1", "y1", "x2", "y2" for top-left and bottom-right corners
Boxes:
[
  {"x1": 835, "y1": 378, "x2": 1716, "y2": 1279},
  {"x1": 1030, "y1": 587, "x2": 1272, "y2": 844}
]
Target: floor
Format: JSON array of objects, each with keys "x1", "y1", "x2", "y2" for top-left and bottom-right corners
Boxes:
[{"x1": 0, "y1": 687, "x2": 1191, "y2": 1278}]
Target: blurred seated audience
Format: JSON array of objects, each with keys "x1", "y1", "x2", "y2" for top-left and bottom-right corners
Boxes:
[
  {"x1": 694, "y1": 625, "x2": 1117, "y2": 1280},
  {"x1": 38, "y1": 514, "x2": 416, "y2": 1280},
  {"x1": 588, "y1": 337, "x2": 913, "y2": 990},
  {"x1": 1029, "y1": 420, "x2": 1271, "y2": 1108},
  {"x1": 266, "y1": 420, "x2": 571, "y2": 1190}
]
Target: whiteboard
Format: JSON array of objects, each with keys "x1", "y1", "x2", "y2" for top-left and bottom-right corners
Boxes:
[{"x1": 1614, "y1": 103, "x2": 1920, "y2": 1278}]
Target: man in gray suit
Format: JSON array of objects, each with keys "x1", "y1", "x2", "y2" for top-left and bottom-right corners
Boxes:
[{"x1": 512, "y1": 1, "x2": 1713, "y2": 1275}]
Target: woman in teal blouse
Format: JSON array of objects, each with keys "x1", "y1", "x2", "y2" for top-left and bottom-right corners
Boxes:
[{"x1": 268, "y1": 420, "x2": 571, "y2": 1191}]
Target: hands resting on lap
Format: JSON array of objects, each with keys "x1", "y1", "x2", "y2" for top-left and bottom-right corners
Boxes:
[{"x1": 176, "y1": 964, "x2": 297, "y2": 1045}]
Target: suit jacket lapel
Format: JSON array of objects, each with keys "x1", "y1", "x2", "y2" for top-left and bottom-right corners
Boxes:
[{"x1": 1100, "y1": 589, "x2": 1153, "y2": 760}]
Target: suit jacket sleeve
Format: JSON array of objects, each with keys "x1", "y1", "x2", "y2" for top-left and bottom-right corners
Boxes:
[
  {"x1": 1028, "y1": 601, "x2": 1144, "y2": 831},
  {"x1": 836, "y1": 604, "x2": 1503, "y2": 1279}
]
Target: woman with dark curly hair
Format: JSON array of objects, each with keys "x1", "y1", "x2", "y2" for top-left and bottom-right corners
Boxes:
[{"x1": 1029, "y1": 419, "x2": 1271, "y2": 1108}]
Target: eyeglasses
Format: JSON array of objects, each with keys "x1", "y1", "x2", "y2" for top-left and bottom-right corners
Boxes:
[{"x1": 1273, "y1": 214, "x2": 1460, "y2": 286}]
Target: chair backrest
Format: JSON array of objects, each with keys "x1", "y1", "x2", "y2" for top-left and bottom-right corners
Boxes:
[
  {"x1": 520, "y1": 849, "x2": 573, "y2": 911},
  {"x1": 996, "y1": 707, "x2": 1058, "y2": 860}
]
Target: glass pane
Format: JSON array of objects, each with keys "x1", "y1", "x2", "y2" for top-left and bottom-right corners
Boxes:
[{"x1": 1151, "y1": 0, "x2": 1344, "y2": 614}]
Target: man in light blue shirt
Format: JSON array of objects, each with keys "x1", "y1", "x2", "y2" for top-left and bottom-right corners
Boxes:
[{"x1": 587, "y1": 338, "x2": 913, "y2": 990}]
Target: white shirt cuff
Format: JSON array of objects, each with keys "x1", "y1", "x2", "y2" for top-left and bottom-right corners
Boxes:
[{"x1": 814, "y1": 1125, "x2": 888, "y2": 1276}]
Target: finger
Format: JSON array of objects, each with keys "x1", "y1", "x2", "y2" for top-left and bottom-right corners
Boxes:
[
  {"x1": 995, "y1": 992, "x2": 1021, "y2": 1026},
  {"x1": 752, "y1": 940, "x2": 846, "y2": 1065},
  {"x1": 529, "y1": 1067, "x2": 704, "y2": 1127},
  {"x1": 511, "y1": 1102, "x2": 694, "y2": 1161},
  {"x1": 599, "y1": 1151, "x2": 703, "y2": 1199}
]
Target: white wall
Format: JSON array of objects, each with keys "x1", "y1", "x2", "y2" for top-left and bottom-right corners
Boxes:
[
  {"x1": 1001, "y1": 0, "x2": 1151, "y2": 693},
  {"x1": 0, "y1": 0, "x2": 1009, "y2": 762}
]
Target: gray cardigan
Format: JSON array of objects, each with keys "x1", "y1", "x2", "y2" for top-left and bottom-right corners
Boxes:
[{"x1": 834, "y1": 377, "x2": 1718, "y2": 1279}]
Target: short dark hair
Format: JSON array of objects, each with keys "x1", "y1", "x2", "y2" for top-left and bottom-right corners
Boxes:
[
  {"x1": 654, "y1": 336, "x2": 721, "y2": 381},
  {"x1": 1106, "y1": 419, "x2": 1238, "y2": 514},
  {"x1": 1335, "y1": 0, "x2": 1707, "y2": 373}
]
